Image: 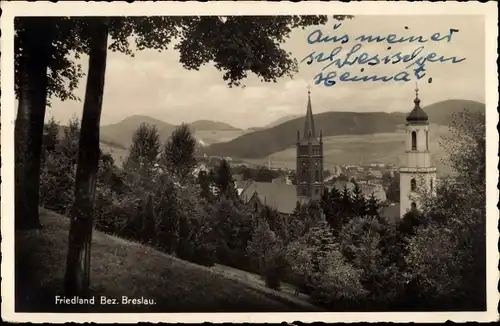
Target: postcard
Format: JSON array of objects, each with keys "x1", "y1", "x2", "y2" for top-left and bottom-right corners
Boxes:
[{"x1": 1, "y1": 0, "x2": 498, "y2": 323}]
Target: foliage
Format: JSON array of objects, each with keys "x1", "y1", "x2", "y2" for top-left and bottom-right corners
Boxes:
[
  {"x1": 284, "y1": 241, "x2": 313, "y2": 292},
  {"x1": 196, "y1": 170, "x2": 215, "y2": 202},
  {"x1": 153, "y1": 175, "x2": 180, "y2": 254},
  {"x1": 212, "y1": 197, "x2": 254, "y2": 270},
  {"x1": 246, "y1": 220, "x2": 287, "y2": 290},
  {"x1": 141, "y1": 194, "x2": 157, "y2": 244},
  {"x1": 385, "y1": 173, "x2": 401, "y2": 203},
  {"x1": 123, "y1": 123, "x2": 161, "y2": 190},
  {"x1": 309, "y1": 250, "x2": 367, "y2": 309},
  {"x1": 213, "y1": 159, "x2": 238, "y2": 199},
  {"x1": 175, "y1": 186, "x2": 216, "y2": 267},
  {"x1": 234, "y1": 165, "x2": 282, "y2": 182},
  {"x1": 39, "y1": 117, "x2": 80, "y2": 215},
  {"x1": 161, "y1": 123, "x2": 197, "y2": 184},
  {"x1": 404, "y1": 109, "x2": 486, "y2": 310},
  {"x1": 15, "y1": 17, "x2": 86, "y2": 105}
]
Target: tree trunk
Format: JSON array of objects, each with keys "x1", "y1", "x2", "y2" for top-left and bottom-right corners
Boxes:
[
  {"x1": 64, "y1": 19, "x2": 109, "y2": 296},
  {"x1": 15, "y1": 19, "x2": 54, "y2": 230}
]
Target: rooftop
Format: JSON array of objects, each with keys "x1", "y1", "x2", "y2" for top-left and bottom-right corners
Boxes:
[
  {"x1": 406, "y1": 88, "x2": 429, "y2": 124},
  {"x1": 240, "y1": 181, "x2": 298, "y2": 214}
]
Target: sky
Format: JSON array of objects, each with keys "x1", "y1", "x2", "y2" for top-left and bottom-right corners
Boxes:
[{"x1": 47, "y1": 15, "x2": 485, "y2": 129}]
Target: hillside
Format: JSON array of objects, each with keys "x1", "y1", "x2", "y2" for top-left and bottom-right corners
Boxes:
[
  {"x1": 16, "y1": 208, "x2": 321, "y2": 313},
  {"x1": 99, "y1": 116, "x2": 245, "y2": 150},
  {"x1": 201, "y1": 99, "x2": 485, "y2": 159},
  {"x1": 250, "y1": 125, "x2": 455, "y2": 175},
  {"x1": 263, "y1": 114, "x2": 302, "y2": 129},
  {"x1": 190, "y1": 120, "x2": 240, "y2": 131},
  {"x1": 100, "y1": 115, "x2": 176, "y2": 150},
  {"x1": 202, "y1": 111, "x2": 405, "y2": 158}
]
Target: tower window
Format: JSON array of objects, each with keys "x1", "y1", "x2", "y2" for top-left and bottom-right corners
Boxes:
[
  {"x1": 315, "y1": 189, "x2": 319, "y2": 196},
  {"x1": 315, "y1": 170, "x2": 319, "y2": 182},
  {"x1": 411, "y1": 178, "x2": 417, "y2": 191},
  {"x1": 430, "y1": 178, "x2": 433, "y2": 192},
  {"x1": 411, "y1": 131, "x2": 417, "y2": 150},
  {"x1": 426, "y1": 130, "x2": 429, "y2": 150},
  {"x1": 411, "y1": 202, "x2": 417, "y2": 210}
]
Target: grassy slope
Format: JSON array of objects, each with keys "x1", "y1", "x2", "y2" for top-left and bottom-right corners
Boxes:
[{"x1": 15, "y1": 208, "x2": 321, "y2": 313}]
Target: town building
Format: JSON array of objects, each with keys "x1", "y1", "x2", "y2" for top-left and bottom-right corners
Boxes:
[
  {"x1": 399, "y1": 87, "x2": 437, "y2": 217},
  {"x1": 239, "y1": 88, "x2": 322, "y2": 214},
  {"x1": 239, "y1": 181, "x2": 298, "y2": 215},
  {"x1": 295, "y1": 88, "x2": 324, "y2": 202}
]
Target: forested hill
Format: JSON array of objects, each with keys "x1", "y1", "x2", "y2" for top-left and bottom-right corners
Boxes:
[{"x1": 200, "y1": 99, "x2": 485, "y2": 159}]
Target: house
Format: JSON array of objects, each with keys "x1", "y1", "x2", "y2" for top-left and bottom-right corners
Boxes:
[
  {"x1": 368, "y1": 170, "x2": 383, "y2": 179},
  {"x1": 271, "y1": 175, "x2": 293, "y2": 185},
  {"x1": 234, "y1": 180, "x2": 252, "y2": 196},
  {"x1": 239, "y1": 181, "x2": 298, "y2": 215}
]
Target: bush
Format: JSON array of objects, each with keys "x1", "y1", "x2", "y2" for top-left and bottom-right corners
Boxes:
[
  {"x1": 309, "y1": 250, "x2": 367, "y2": 310},
  {"x1": 246, "y1": 219, "x2": 287, "y2": 291}
]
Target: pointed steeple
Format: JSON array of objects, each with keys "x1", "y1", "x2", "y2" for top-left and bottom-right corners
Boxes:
[
  {"x1": 406, "y1": 85, "x2": 429, "y2": 124},
  {"x1": 302, "y1": 86, "x2": 316, "y2": 140}
]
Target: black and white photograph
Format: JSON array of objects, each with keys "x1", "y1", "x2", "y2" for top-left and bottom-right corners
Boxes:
[{"x1": 1, "y1": 1, "x2": 498, "y2": 323}]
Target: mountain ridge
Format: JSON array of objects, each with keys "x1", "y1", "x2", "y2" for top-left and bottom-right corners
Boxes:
[{"x1": 200, "y1": 99, "x2": 485, "y2": 159}]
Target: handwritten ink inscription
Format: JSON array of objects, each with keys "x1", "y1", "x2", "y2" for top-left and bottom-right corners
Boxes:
[{"x1": 301, "y1": 24, "x2": 466, "y2": 86}]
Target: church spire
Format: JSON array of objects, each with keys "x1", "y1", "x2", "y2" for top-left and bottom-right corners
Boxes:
[
  {"x1": 303, "y1": 85, "x2": 316, "y2": 140},
  {"x1": 406, "y1": 84, "x2": 429, "y2": 124}
]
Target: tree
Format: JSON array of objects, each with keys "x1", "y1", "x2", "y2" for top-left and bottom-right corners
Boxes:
[
  {"x1": 303, "y1": 219, "x2": 338, "y2": 275},
  {"x1": 39, "y1": 117, "x2": 80, "y2": 215},
  {"x1": 365, "y1": 193, "x2": 381, "y2": 219},
  {"x1": 339, "y1": 184, "x2": 353, "y2": 224},
  {"x1": 15, "y1": 17, "x2": 85, "y2": 229},
  {"x1": 213, "y1": 159, "x2": 237, "y2": 199},
  {"x1": 285, "y1": 241, "x2": 313, "y2": 295},
  {"x1": 41, "y1": 117, "x2": 59, "y2": 156},
  {"x1": 141, "y1": 193, "x2": 156, "y2": 244},
  {"x1": 197, "y1": 170, "x2": 215, "y2": 202},
  {"x1": 309, "y1": 250, "x2": 367, "y2": 309},
  {"x1": 258, "y1": 206, "x2": 288, "y2": 241},
  {"x1": 15, "y1": 19, "x2": 55, "y2": 229},
  {"x1": 65, "y1": 14, "x2": 350, "y2": 294},
  {"x1": 351, "y1": 182, "x2": 367, "y2": 217},
  {"x1": 123, "y1": 123, "x2": 161, "y2": 191},
  {"x1": 404, "y1": 109, "x2": 486, "y2": 310},
  {"x1": 323, "y1": 186, "x2": 343, "y2": 235},
  {"x1": 386, "y1": 172, "x2": 400, "y2": 203},
  {"x1": 161, "y1": 123, "x2": 197, "y2": 184},
  {"x1": 246, "y1": 219, "x2": 287, "y2": 290},
  {"x1": 64, "y1": 18, "x2": 109, "y2": 296},
  {"x1": 212, "y1": 197, "x2": 254, "y2": 269},
  {"x1": 154, "y1": 175, "x2": 180, "y2": 254}
]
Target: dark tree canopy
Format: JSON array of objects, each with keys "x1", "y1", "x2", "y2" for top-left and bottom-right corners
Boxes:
[{"x1": 15, "y1": 15, "x2": 350, "y2": 105}]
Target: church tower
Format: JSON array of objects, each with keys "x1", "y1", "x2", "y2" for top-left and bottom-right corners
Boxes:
[
  {"x1": 399, "y1": 87, "x2": 437, "y2": 217},
  {"x1": 296, "y1": 87, "x2": 324, "y2": 202}
]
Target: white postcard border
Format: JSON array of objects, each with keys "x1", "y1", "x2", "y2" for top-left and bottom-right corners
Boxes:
[{"x1": 1, "y1": 1, "x2": 498, "y2": 323}]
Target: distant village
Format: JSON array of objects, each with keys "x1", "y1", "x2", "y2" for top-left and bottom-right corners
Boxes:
[
  {"x1": 191, "y1": 86, "x2": 439, "y2": 222},
  {"x1": 195, "y1": 156, "x2": 397, "y2": 208}
]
